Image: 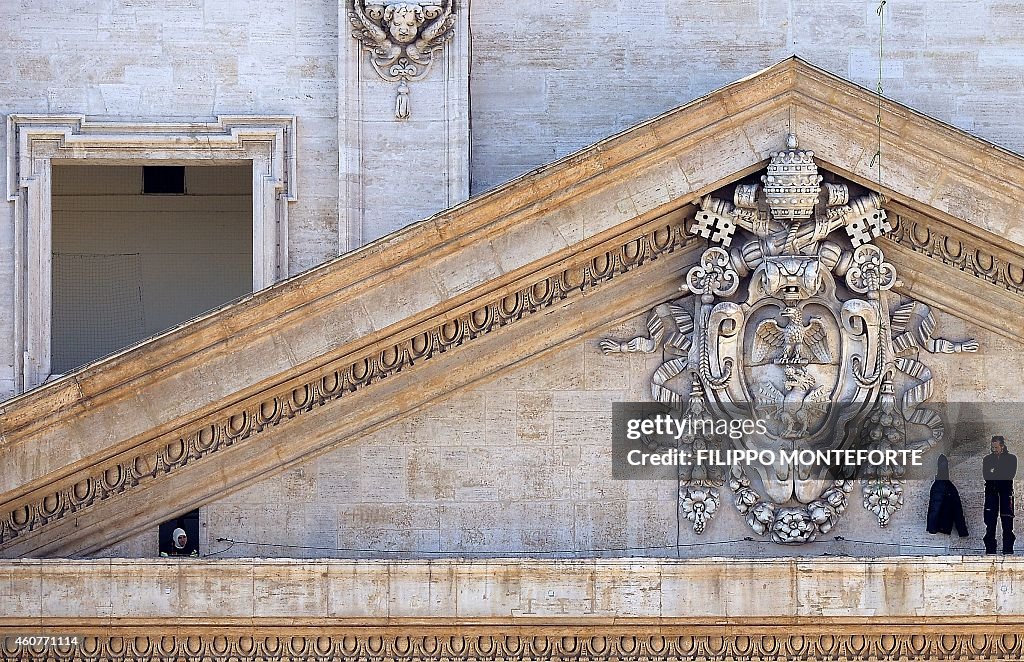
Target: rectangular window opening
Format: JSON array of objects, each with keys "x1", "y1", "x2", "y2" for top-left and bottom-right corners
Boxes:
[
  {"x1": 143, "y1": 165, "x2": 186, "y2": 194},
  {"x1": 159, "y1": 509, "x2": 200, "y2": 557},
  {"x1": 51, "y1": 164, "x2": 254, "y2": 373}
]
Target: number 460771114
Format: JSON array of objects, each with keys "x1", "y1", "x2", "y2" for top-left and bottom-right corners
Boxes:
[{"x1": 9, "y1": 635, "x2": 81, "y2": 648}]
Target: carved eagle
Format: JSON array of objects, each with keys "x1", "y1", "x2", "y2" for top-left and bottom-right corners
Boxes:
[{"x1": 752, "y1": 315, "x2": 832, "y2": 365}]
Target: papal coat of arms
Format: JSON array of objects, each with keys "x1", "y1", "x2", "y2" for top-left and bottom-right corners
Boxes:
[{"x1": 601, "y1": 134, "x2": 978, "y2": 543}]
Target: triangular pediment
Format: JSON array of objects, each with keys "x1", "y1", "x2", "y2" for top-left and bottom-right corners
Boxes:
[{"x1": 2, "y1": 57, "x2": 1022, "y2": 557}]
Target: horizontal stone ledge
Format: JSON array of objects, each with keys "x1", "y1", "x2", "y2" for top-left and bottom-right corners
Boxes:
[
  {"x1": 1, "y1": 557, "x2": 1020, "y2": 622},
  {"x1": 2, "y1": 616, "x2": 1021, "y2": 626},
  {"x1": 0, "y1": 626, "x2": 1021, "y2": 662}
]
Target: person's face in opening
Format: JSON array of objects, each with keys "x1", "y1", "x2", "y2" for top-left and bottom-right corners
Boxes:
[
  {"x1": 992, "y1": 439, "x2": 1005, "y2": 455},
  {"x1": 176, "y1": 534, "x2": 188, "y2": 548}
]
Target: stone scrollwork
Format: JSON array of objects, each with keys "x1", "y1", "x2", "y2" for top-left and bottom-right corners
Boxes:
[
  {"x1": 349, "y1": 0, "x2": 457, "y2": 118},
  {"x1": 0, "y1": 218, "x2": 697, "y2": 552},
  {"x1": 845, "y1": 244, "x2": 897, "y2": 295},
  {"x1": 685, "y1": 246, "x2": 739, "y2": 301},
  {"x1": 600, "y1": 133, "x2": 979, "y2": 543}
]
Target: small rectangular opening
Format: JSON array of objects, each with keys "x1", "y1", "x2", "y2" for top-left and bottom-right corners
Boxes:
[
  {"x1": 143, "y1": 165, "x2": 186, "y2": 194},
  {"x1": 159, "y1": 509, "x2": 200, "y2": 557}
]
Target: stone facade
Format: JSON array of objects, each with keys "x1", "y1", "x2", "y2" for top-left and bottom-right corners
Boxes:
[
  {"x1": 2, "y1": 58, "x2": 1023, "y2": 562},
  {"x1": 101, "y1": 308, "x2": 1009, "y2": 560},
  {"x1": 467, "y1": 0, "x2": 1024, "y2": 193},
  {"x1": 2, "y1": 558, "x2": 1024, "y2": 661},
  {"x1": 3, "y1": 1, "x2": 1024, "y2": 395},
  {"x1": 2, "y1": 6, "x2": 1024, "y2": 657}
]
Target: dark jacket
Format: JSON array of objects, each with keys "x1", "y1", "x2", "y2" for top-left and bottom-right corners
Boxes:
[
  {"x1": 927, "y1": 480, "x2": 969, "y2": 537},
  {"x1": 983, "y1": 452, "x2": 1017, "y2": 488}
]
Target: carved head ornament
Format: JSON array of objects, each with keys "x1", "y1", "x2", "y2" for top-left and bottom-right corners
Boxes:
[
  {"x1": 383, "y1": 3, "x2": 426, "y2": 43},
  {"x1": 350, "y1": 0, "x2": 457, "y2": 118}
]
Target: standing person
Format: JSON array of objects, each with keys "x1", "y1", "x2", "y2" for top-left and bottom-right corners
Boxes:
[
  {"x1": 983, "y1": 436, "x2": 1017, "y2": 555},
  {"x1": 927, "y1": 454, "x2": 968, "y2": 538}
]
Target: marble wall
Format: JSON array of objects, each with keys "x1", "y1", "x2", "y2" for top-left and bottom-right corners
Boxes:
[
  {"x1": 4, "y1": 1, "x2": 1024, "y2": 396},
  {"x1": 469, "y1": 0, "x2": 1024, "y2": 193}
]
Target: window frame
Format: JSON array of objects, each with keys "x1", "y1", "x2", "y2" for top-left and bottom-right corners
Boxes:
[{"x1": 6, "y1": 114, "x2": 297, "y2": 392}]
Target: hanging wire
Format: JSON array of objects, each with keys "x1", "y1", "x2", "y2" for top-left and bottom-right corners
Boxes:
[
  {"x1": 202, "y1": 539, "x2": 236, "y2": 557},
  {"x1": 868, "y1": 0, "x2": 887, "y2": 187},
  {"x1": 211, "y1": 537, "x2": 758, "y2": 559}
]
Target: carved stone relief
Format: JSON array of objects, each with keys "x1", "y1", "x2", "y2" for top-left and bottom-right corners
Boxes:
[
  {"x1": 0, "y1": 220, "x2": 696, "y2": 552},
  {"x1": 3, "y1": 630, "x2": 1021, "y2": 661},
  {"x1": 887, "y1": 213, "x2": 1024, "y2": 296},
  {"x1": 602, "y1": 134, "x2": 978, "y2": 544},
  {"x1": 349, "y1": 0, "x2": 457, "y2": 118}
]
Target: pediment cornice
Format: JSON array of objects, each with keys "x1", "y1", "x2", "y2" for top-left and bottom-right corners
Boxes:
[
  {"x1": 2, "y1": 57, "x2": 1023, "y2": 556},
  {"x1": 0, "y1": 207, "x2": 702, "y2": 556}
]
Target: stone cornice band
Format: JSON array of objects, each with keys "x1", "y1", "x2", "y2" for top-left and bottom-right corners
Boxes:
[
  {"x1": 1, "y1": 627, "x2": 1021, "y2": 661},
  {"x1": 0, "y1": 217, "x2": 696, "y2": 553}
]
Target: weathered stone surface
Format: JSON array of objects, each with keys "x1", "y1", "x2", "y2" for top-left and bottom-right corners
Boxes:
[
  {"x1": 1, "y1": 2, "x2": 1024, "y2": 403},
  {"x1": 3, "y1": 557, "x2": 1023, "y2": 618},
  {"x1": 469, "y1": 0, "x2": 1024, "y2": 196},
  {"x1": 340, "y1": 0, "x2": 470, "y2": 249},
  {"x1": 194, "y1": 306, "x2": 1020, "y2": 559},
  {"x1": 1, "y1": 61, "x2": 1023, "y2": 562},
  {"x1": 2, "y1": 559, "x2": 1023, "y2": 661}
]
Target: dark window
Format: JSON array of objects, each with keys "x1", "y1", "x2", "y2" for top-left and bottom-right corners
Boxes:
[
  {"x1": 143, "y1": 166, "x2": 186, "y2": 194},
  {"x1": 159, "y1": 509, "x2": 200, "y2": 557}
]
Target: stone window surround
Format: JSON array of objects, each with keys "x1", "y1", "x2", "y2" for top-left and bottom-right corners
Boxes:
[{"x1": 5, "y1": 114, "x2": 297, "y2": 393}]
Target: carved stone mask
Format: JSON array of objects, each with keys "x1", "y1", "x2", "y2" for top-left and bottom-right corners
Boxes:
[{"x1": 383, "y1": 4, "x2": 424, "y2": 43}]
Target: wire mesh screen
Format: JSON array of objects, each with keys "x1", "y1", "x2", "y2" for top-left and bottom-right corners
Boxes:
[{"x1": 51, "y1": 253, "x2": 146, "y2": 374}]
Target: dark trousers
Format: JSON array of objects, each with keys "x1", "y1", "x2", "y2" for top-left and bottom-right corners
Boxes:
[{"x1": 984, "y1": 483, "x2": 1015, "y2": 554}]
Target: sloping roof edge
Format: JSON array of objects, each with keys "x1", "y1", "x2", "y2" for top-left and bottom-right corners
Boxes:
[{"x1": 2, "y1": 57, "x2": 1023, "y2": 556}]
